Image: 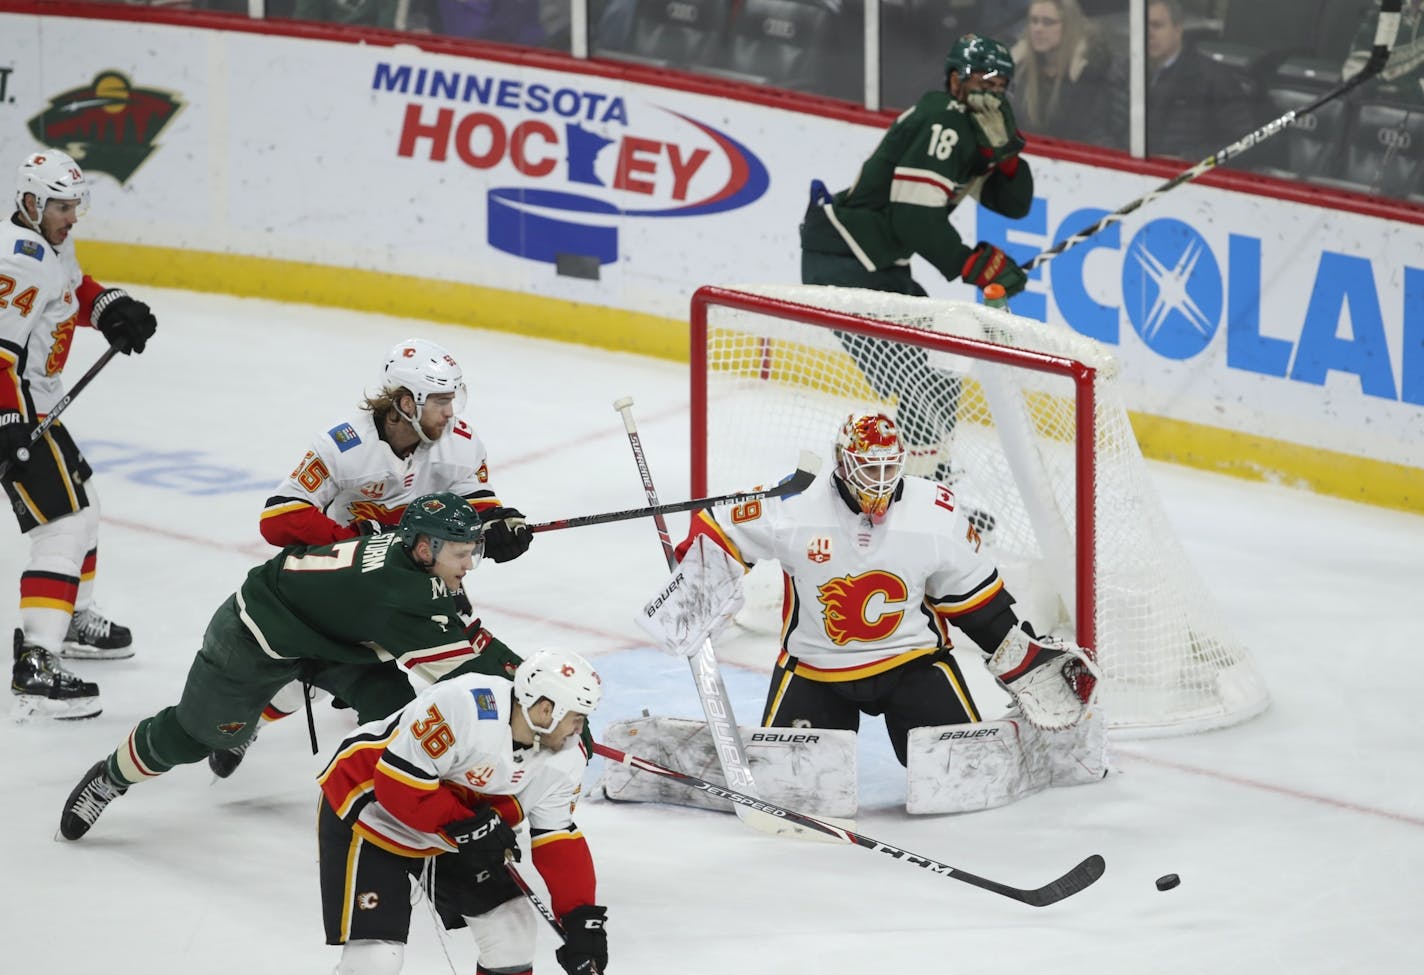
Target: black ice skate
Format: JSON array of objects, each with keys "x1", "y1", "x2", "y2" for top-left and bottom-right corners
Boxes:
[
  {"x1": 59, "y1": 760, "x2": 128, "y2": 841},
  {"x1": 208, "y1": 727, "x2": 259, "y2": 780},
  {"x1": 62, "y1": 608, "x2": 135, "y2": 660},
  {"x1": 12, "y1": 629, "x2": 102, "y2": 721}
]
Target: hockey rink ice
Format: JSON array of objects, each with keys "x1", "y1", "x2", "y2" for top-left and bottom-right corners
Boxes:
[{"x1": 2, "y1": 286, "x2": 1421, "y2": 973}]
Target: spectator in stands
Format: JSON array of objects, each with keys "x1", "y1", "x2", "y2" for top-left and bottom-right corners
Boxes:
[
  {"x1": 1344, "y1": 0, "x2": 1424, "y2": 105},
  {"x1": 433, "y1": 0, "x2": 547, "y2": 44},
  {"x1": 1009, "y1": 0, "x2": 1126, "y2": 149},
  {"x1": 1145, "y1": 0, "x2": 1255, "y2": 160}
]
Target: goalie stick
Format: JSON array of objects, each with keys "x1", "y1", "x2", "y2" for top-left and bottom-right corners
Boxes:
[
  {"x1": 612, "y1": 396, "x2": 801, "y2": 838},
  {"x1": 529, "y1": 450, "x2": 821, "y2": 534},
  {"x1": 0, "y1": 346, "x2": 120, "y2": 479},
  {"x1": 1025, "y1": 0, "x2": 1404, "y2": 272},
  {"x1": 593, "y1": 740, "x2": 1106, "y2": 907}
]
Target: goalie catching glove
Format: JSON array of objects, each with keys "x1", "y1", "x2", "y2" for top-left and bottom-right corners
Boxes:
[
  {"x1": 637, "y1": 535, "x2": 745, "y2": 658},
  {"x1": 986, "y1": 624, "x2": 1098, "y2": 731}
]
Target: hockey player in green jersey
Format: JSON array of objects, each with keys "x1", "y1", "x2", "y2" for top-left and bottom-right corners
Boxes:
[
  {"x1": 57, "y1": 492, "x2": 519, "y2": 841},
  {"x1": 800, "y1": 33, "x2": 1033, "y2": 496}
]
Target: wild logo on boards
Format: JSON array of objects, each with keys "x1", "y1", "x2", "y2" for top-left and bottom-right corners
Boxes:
[{"x1": 28, "y1": 71, "x2": 184, "y2": 184}]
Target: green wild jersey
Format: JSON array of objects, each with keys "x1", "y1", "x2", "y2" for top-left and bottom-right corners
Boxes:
[
  {"x1": 801, "y1": 90, "x2": 1034, "y2": 281},
  {"x1": 235, "y1": 533, "x2": 479, "y2": 683}
]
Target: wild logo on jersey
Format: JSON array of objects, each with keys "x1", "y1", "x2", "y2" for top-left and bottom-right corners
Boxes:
[{"x1": 818, "y1": 571, "x2": 909, "y2": 645}]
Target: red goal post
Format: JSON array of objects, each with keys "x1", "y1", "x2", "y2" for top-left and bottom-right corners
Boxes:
[{"x1": 689, "y1": 284, "x2": 1269, "y2": 738}]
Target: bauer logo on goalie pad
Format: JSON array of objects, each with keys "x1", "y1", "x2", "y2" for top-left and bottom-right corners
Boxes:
[{"x1": 637, "y1": 537, "x2": 746, "y2": 658}]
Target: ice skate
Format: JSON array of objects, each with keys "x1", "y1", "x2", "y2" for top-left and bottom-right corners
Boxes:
[
  {"x1": 209, "y1": 727, "x2": 259, "y2": 780},
  {"x1": 62, "y1": 607, "x2": 135, "y2": 660},
  {"x1": 59, "y1": 760, "x2": 128, "y2": 841},
  {"x1": 11, "y1": 629, "x2": 102, "y2": 721}
]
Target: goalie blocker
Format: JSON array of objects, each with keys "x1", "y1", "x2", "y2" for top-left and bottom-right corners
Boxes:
[{"x1": 599, "y1": 709, "x2": 1106, "y2": 816}]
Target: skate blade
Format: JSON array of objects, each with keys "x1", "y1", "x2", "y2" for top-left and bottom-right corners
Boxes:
[
  {"x1": 12, "y1": 694, "x2": 103, "y2": 722},
  {"x1": 60, "y1": 643, "x2": 135, "y2": 661}
]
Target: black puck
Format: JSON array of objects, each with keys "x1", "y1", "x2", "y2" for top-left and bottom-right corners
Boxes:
[{"x1": 1155, "y1": 873, "x2": 1180, "y2": 891}]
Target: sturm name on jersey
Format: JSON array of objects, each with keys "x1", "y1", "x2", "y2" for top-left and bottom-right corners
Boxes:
[{"x1": 360, "y1": 533, "x2": 397, "y2": 573}]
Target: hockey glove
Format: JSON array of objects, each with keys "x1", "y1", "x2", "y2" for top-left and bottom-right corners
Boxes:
[
  {"x1": 92, "y1": 288, "x2": 156, "y2": 355},
  {"x1": 453, "y1": 588, "x2": 474, "y2": 618},
  {"x1": 637, "y1": 535, "x2": 745, "y2": 658},
  {"x1": 0, "y1": 409, "x2": 36, "y2": 473},
  {"x1": 353, "y1": 518, "x2": 387, "y2": 536},
  {"x1": 443, "y1": 805, "x2": 520, "y2": 871},
  {"x1": 481, "y1": 506, "x2": 532, "y2": 563},
  {"x1": 962, "y1": 243, "x2": 1028, "y2": 298},
  {"x1": 556, "y1": 904, "x2": 609, "y2": 975},
  {"x1": 966, "y1": 90, "x2": 1025, "y2": 166},
  {"x1": 986, "y1": 624, "x2": 1097, "y2": 731}
]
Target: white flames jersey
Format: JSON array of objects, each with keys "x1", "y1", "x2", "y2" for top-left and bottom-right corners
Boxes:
[
  {"x1": 319, "y1": 674, "x2": 586, "y2": 855},
  {"x1": 0, "y1": 221, "x2": 85, "y2": 417},
  {"x1": 700, "y1": 474, "x2": 1003, "y2": 678},
  {"x1": 266, "y1": 410, "x2": 495, "y2": 529}
]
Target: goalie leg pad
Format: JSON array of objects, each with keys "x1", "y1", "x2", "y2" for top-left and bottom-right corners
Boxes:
[
  {"x1": 600, "y1": 715, "x2": 858, "y2": 818},
  {"x1": 906, "y1": 719, "x2": 1046, "y2": 814}
]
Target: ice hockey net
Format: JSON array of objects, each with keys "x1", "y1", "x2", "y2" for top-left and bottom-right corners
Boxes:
[{"x1": 691, "y1": 284, "x2": 1268, "y2": 738}]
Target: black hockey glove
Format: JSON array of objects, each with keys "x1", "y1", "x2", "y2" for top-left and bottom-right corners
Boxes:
[
  {"x1": 453, "y1": 588, "x2": 474, "y2": 617},
  {"x1": 353, "y1": 518, "x2": 387, "y2": 536},
  {"x1": 481, "y1": 506, "x2": 532, "y2": 563},
  {"x1": 92, "y1": 288, "x2": 156, "y2": 355},
  {"x1": 962, "y1": 243, "x2": 1028, "y2": 298},
  {"x1": 556, "y1": 904, "x2": 608, "y2": 975},
  {"x1": 443, "y1": 805, "x2": 520, "y2": 871},
  {"x1": 0, "y1": 409, "x2": 36, "y2": 473}
]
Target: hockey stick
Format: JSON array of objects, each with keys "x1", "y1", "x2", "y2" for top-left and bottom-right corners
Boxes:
[
  {"x1": 1025, "y1": 0, "x2": 1404, "y2": 272},
  {"x1": 505, "y1": 862, "x2": 605, "y2": 975},
  {"x1": 0, "y1": 345, "x2": 120, "y2": 480},
  {"x1": 612, "y1": 396, "x2": 792, "y2": 837},
  {"x1": 594, "y1": 740, "x2": 1105, "y2": 907},
  {"x1": 528, "y1": 450, "x2": 821, "y2": 534}
]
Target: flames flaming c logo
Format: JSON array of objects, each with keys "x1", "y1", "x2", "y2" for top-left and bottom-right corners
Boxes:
[{"x1": 818, "y1": 571, "x2": 909, "y2": 646}]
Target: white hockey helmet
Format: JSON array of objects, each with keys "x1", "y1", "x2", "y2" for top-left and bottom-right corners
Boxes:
[
  {"x1": 16, "y1": 149, "x2": 90, "y2": 231},
  {"x1": 514, "y1": 647, "x2": 602, "y2": 738},
  {"x1": 382, "y1": 338, "x2": 468, "y2": 412},
  {"x1": 834, "y1": 412, "x2": 906, "y2": 522}
]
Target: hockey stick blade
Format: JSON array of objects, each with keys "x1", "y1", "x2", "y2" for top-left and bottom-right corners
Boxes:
[
  {"x1": 1026, "y1": 0, "x2": 1402, "y2": 273},
  {"x1": 530, "y1": 451, "x2": 821, "y2": 534},
  {"x1": 593, "y1": 742, "x2": 1104, "y2": 906}
]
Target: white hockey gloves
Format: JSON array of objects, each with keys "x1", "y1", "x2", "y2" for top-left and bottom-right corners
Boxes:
[
  {"x1": 986, "y1": 625, "x2": 1098, "y2": 731},
  {"x1": 637, "y1": 536, "x2": 746, "y2": 658}
]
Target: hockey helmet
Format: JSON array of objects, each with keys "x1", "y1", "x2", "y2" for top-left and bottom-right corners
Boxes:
[
  {"x1": 16, "y1": 149, "x2": 90, "y2": 231},
  {"x1": 397, "y1": 492, "x2": 484, "y2": 561},
  {"x1": 834, "y1": 413, "x2": 906, "y2": 522},
  {"x1": 382, "y1": 338, "x2": 468, "y2": 413},
  {"x1": 515, "y1": 647, "x2": 603, "y2": 738},
  {"x1": 944, "y1": 34, "x2": 1015, "y2": 86}
]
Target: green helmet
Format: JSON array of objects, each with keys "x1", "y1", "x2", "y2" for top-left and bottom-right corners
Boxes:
[
  {"x1": 944, "y1": 34, "x2": 1015, "y2": 86},
  {"x1": 398, "y1": 492, "x2": 483, "y2": 553}
]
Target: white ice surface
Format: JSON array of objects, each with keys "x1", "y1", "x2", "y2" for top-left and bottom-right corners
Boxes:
[{"x1": 2, "y1": 287, "x2": 1422, "y2": 974}]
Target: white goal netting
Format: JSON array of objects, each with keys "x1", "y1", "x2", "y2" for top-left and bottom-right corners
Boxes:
[{"x1": 692, "y1": 284, "x2": 1268, "y2": 738}]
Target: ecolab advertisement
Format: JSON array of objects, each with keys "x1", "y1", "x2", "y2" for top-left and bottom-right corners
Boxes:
[{"x1": 1, "y1": 13, "x2": 1421, "y2": 479}]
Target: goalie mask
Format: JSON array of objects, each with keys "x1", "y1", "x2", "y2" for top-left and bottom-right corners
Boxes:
[
  {"x1": 834, "y1": 413, "x2": 905, "y2": 523},
  {"x1": 16, "y1": 149, "x2": 90, "y2": 233},
  {"x1": 514, "y1": 647, "x2": 602, "y2": 739},
  {"x1": 397, "y1": 491, "x2": 484, "y2": 565},
  {"x1": 382, "y1": 338, "x2": 468, "y2": 441}
]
